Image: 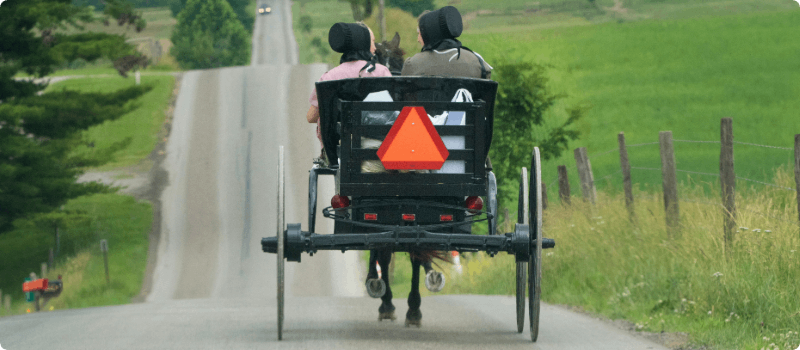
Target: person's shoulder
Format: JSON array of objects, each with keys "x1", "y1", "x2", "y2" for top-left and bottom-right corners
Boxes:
[{"x1": 373, "y1": 63, "x2": 392, "y2": 77}]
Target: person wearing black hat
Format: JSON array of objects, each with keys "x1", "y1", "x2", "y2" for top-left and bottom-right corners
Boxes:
[
  {"x1": 307, "y1": 22, "x2": 392, "y2": 156},
  {"x1": 400, "y1": 6, "x2": 491, "y2": 79}
]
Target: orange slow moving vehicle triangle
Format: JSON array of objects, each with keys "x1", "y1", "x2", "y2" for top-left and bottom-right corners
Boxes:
[{"x1": 377, "y1": 106, "x2": 449, "y2": 170}]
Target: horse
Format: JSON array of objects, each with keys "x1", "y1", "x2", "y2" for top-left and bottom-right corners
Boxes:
[
  {"x1": 363, "y1": 32, "x2": 450, "y2": 327},
  {"x1": 374, "y1": 32, "x2": 405, "y2": 76}
]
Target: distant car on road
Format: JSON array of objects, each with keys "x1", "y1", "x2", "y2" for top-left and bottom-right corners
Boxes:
[{"x1": 258, "y1": 4, "x2": 272, "y2": 14}]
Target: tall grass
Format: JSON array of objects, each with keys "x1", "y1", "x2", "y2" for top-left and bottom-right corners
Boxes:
[{"x1": 389, "y1": 166, "x2": 800, "y2": 349}]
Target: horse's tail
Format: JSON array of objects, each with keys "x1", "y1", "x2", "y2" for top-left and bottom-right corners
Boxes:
[{"x1": 409, "y1": 250, "x2": 452, "y2": 269}]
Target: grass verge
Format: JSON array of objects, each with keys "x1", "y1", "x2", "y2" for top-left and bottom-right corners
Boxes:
[
  {"x1": 0, "y1": 194, "x2": 152, "y2": 316},
  {"x1": 384, "y1": 167, "x2": 800, "y2": 349}
]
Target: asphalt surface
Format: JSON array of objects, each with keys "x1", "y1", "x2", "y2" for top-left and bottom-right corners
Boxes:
[{"x1": 0, "y1": 1, "x2": 671, "y2": 349}]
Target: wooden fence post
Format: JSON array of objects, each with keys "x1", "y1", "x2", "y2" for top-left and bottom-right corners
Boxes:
[
  {"x1": 618, "y1": 132, "x2": 635, "y2": 222},
  {"x1": 49, "y1": 248, "x2": 54, "y2": 269},
  {"x1": 541, "y1": 182, "x2": 548, "y2": 210},
  {"x1": 659, "y1": 131, "x2": 680, "y2": 234},
  {"x1": 100, "y1": 239, "x2": 110, "y2": 284},
  {"x1": 574, "y1": 148, "x2": 597, "y2": 205},
  {"x1": 720, "y1": 118, "x2": 736, "y2": 251},
  {"x1": 557, "y1": 165, "x2": 571, "y2": 205},
  {"x1": 4, "y1": 294, "x2": 10, "y2": 314},
  {"x1": 794, "y1": 134, "x2": 800, "y2": 227}
]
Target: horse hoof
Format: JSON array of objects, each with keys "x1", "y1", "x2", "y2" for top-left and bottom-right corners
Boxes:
[
  {"x1": 378, "y1": 303, "x2": 396, "y2": 321},
  {"x1": 424, "y1": 270, "x2": 445, "y2": 292},
  {"x1": 378, "y1": 311, "x2": 397, "y2": 321},
  {"x1": 365, "y1": 278, "x2": 386, "y2": 298},
  {"x1": 405, "y1": 309, "x2": 422, "y2": 327}
]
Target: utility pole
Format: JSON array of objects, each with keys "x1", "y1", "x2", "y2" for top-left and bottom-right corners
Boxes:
[{"x1": 379, "y1": 0, "x2": 386, "y2": 41}]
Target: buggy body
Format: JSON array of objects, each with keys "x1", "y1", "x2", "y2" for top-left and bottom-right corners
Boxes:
[{"x1": 262, "y1": 76, "x2": 554, "y2": 341}]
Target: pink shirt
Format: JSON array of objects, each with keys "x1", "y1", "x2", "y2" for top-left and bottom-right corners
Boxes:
[{"x1": 310, "y1": 61, "x2": 392, "y2": 150}]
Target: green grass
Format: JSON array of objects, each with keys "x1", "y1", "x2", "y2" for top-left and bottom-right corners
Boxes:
[
  {"x1": 46, "y1": 74, "x2": 174, "y2": 170},
  {"x1": 537, "y1": 168, "x2": 800, "y2": 349},
  {"x1": 460, "y1": 7, "x2": 800, "y2": 199},
  {"x1": 381, "y1": 167, "x2": 800, "y2": 349},
  {"x1": 292, "y1": 0, "x2": 353, "y2": 66},
  {"x1": 0, "y1": 194, "x2": 152, "y2": 316}
]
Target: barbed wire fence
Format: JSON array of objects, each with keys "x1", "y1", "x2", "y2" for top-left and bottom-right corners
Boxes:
[{"x1": 544, "y1": 118, "x2": 800, "y2": 247}]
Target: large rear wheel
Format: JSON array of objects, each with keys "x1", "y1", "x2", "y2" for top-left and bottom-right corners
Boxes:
[
  {"x1": 529, "y1": 147, "x2": 543, "y2": 342},
  {"x1": 515, "y1": 167, "x2": 529, "y2": 333},
  {"x1": 276, "y1": 146, "x2": 285, "y2": 340}
]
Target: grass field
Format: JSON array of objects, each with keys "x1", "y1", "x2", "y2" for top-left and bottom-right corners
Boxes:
[
  {"x1": 46, "y1": 74, "x2": 175, "y2": 170},
  {"x1": 459, "y1": 4, "x2": 800, "y2": 200}
]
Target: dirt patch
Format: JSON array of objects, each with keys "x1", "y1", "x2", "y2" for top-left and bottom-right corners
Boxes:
[
  {"x1": 608, "y1": 0, "x2": 630, "y2": 16},
  {"x1": 462, "y1": 9, "x2": 495, "y2": 29},
  {"x1": 554, "y1": 304, "x2": 706, "y2": 350}
]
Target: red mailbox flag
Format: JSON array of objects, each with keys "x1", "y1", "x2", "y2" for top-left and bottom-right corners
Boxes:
[{"x1": 377, "y1": 106, "x2": 449, "y2": 170}]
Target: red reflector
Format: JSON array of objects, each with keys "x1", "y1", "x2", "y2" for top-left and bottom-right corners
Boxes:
[
  {"x1": 364, "y1": 213, "x2": 378, "y2": 221},
  {"x1": 331, "y1": 194, "x2": 350, "y2": 209},
  {"x1": 440, "y1": 214, "x2": 453, "y2": 221},
  {"x1": 466, "y1": 196, "x2": 483, "y2": 212},
  {"x1": 402, "y1": 214, "x2": 416, "y2": 221}
]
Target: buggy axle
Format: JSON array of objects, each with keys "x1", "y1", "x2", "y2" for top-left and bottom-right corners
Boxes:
[{"x1": 262, "y1": 223, "x2": 554, "y2": 262}]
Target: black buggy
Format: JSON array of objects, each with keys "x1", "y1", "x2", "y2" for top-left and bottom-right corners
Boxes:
[{"x1": 262, "y1": 76, "x2": 555, "y2": 341}]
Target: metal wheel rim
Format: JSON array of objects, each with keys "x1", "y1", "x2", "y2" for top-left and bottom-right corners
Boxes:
[
  {"x1": 515, "y1": 167, "x2": 529, "y2": 333},
  {"x1": 516, "y1": 261, "x2": 526, "y2": 333},
  {"x1": 277, "y1": 146, "x2": 285, "y2": 341},
  {"x1": 529, "y1": 148, "x2": 543, "y2": 342},
  {"x1": 487, "y1": 171, "x2": 498, "y2": 235}
]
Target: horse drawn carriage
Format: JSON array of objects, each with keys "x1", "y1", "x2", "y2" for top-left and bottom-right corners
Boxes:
[{"x1": 262, "y1": 76, "x2": 555, "y2": 341}]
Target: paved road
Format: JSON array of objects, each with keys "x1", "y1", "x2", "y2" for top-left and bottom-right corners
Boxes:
[{"x1": 0, "y1": 1, "x2": 670, "y2": 349}]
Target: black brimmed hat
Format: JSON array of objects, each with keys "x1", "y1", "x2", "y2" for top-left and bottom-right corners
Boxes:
[
  {"x1": 419, "y1": 6, "x2": 463, "y2": 45},
  {"x1": 328, "y1": 22, "x2": 371, "y2": 53}
]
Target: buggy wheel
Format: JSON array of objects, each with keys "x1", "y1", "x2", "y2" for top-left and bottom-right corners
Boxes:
[
  {"x1": 529, "y1": 148, "x2": 543, "y2": 342},
  {"x1": 515, "y1": 167, "x2": 529, "y2": 333},
  {"x1": 276, "y1": 146, "x2": 285, "y2": 341}
]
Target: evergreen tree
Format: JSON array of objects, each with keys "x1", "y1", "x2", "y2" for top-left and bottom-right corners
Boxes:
[
  {"x1": 0, "y1": 0, "x2": 151, "y2": 231},
  {"x1": 171, "y1": 0, "x2": 250, "y2": 69}
]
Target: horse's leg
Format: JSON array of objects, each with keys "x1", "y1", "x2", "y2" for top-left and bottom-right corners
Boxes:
[
  {"x1": 365, "y1": 250, "x2": 386, "y2": 298},
  {"x1": 377, "y1": 250, "x2": 395, "y2": 321},
  {"x1": 405, "y1": 255, "x2": 422, "y2": 327}
]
